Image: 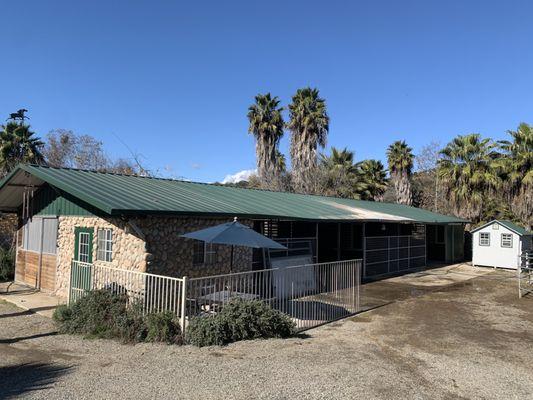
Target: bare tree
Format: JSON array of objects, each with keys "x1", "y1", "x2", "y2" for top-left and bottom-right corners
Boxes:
[
  {"x1": 43, "y1": 129, "x2": 148, "y2": 176},
  {"x1": 414, "y1": 141, "x2": 443, "y2": 212}
]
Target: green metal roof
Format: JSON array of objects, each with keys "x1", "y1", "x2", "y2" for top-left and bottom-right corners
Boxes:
[
  {"x1": 472, "y1": 220, "x2": 531, "y2": 236},
  {"x1": 0, "y1": 164, "x2": 466, "y2": 223}
]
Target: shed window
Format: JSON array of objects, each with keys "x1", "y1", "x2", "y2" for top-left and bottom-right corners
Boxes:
[
  {"x1": 192, "y1": 241, "x2": 217, "y2": 265},
  {"x1": 21, "y1": 217, "x2": 58, "y2": 254},
  {"x1": 501, "y1": 233, "x2": 513, "y2": 248},
  {"x1": 97, "y1": 229, "x2": 113, "y2": 262},
  {"x1": 479, "y1": 232, "x2": 490, "y2": 246}
]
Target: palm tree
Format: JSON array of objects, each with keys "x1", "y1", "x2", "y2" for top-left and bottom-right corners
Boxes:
[
  {"x1": 438, "y1": 134, "x2": 500, "y2": 223},
  {"x1": 387, "y1": 140, "x2": 414, "y2": 205},
  {"x1": 247, "y1": 93, "x2": 284, "y2": 181},
  {"x1": 318, "y1": 147, "x2": 357, "y2": 198},
  {"x1": 0, "y1": 122, "x2": 45, "y2": 176},
  {"x1": 319, "y1": 147, "x2": 356, "y2": 174},
  {"x1": 356, "y1": 159, "x2": 388, "y2": 201},
  {"x1": 287, "y1": 87, "x2": 329, "y2": 193},
  {"x1": 274, "y1": 149, "x2": 286, "y2": 175},
  {"x1": 498, "y1": 123, "x2": 533, "y2": 228}
]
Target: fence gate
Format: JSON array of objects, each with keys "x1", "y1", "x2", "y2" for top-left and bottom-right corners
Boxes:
[
  {"x1": 69, "y1": 260, "x2": 93, "y2": 303},
  {"x1": 364, "y1": 235, "x2": 426, "y2": 278}
]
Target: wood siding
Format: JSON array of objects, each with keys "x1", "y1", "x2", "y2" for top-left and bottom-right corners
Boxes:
[{"x1": 15, "y1": 248, "x2": 57, "y2": 292}]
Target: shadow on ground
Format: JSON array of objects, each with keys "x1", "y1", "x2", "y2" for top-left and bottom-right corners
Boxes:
[
  {"x1": 0, "y1": 331, "x2": 58, "y2": 345},
  {"x1": 0, "y1": 363, "x2": 72, "y2": 400}
]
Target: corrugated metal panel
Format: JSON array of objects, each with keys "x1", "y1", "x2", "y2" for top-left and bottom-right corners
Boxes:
[
  {"x1": 33, "y1": 186, "x2": 97, "y2": 217},
  {"x1": 0, "y1": 165, "x2": 467, "y2": 224},
  {"x1": 42, "y1": 218, "x2": 58, "y2": 254}
]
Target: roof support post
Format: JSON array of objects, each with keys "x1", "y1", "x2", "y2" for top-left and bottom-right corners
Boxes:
[{"x1": 337, "y1": 223, "x2": 341, "y2": 261}]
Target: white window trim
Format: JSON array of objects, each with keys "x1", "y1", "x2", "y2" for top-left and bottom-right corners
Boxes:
[
  {"x1": 97, "y1": 228, "x2": 113, "y2": 262},
  {"x1": 501, "y1": 233, "x2": 513, "y2": 248},
  {"x1": 78, "y1": 232, "x2": 91, "y2": 263},
  {"x1": 479, "y1": 232, "x2": 490, "y2": 246}
]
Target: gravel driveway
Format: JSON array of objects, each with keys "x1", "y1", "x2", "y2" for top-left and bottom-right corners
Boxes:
[{"x1": 1, "y1": 266, "x2": 532, "y2": 400}]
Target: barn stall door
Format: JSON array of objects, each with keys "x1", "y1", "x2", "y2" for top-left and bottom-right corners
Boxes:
[
  {"x1": 17, "y1": 217, "x2": 58, "y2": 290},
  {"x1": 363, "y1": 230, "x2": 426, "y2": 279}
]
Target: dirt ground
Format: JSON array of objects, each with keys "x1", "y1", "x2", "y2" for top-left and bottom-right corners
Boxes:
[{"x1": 1, "y1": 265, "x2": 532, "y2": 400}]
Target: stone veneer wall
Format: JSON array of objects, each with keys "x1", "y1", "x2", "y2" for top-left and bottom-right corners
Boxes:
[
  {"x1": 140, "y1": 216, "x2": 253, "y2": 278},
  {"x1": 55, "y1": 216, "x2": 148, "y2": 298},
  {"x1": 54, "y1": 215, "x2": 253, "y2": 298}
]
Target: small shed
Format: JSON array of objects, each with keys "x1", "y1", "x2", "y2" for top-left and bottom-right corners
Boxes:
[{"x1": 471, "y1": 220, "x2": 532, "y2": 269}]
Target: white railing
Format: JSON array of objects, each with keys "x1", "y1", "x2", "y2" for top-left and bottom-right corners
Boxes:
[
  {"x1": 187, "y1": 259, "x2": 361, "y2": 332},
  {"x1": 518, "y1": 251, "x2": 533, "y2": 298},
  {"x1": 69, "y1": 259, "x2": 361, "y2": 334},
  {"x1": 69, "y1": 261, "x2": 187, "y2": 330}
]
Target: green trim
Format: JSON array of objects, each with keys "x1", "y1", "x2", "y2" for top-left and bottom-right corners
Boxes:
[
  {"x1": 74, "y1": 227, "x2": 94, "y2": 262},
  {"x1": 33, "y1": 185, "x2": 100, "y2": 217}
]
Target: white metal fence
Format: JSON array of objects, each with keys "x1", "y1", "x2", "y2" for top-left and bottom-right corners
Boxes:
[
  {"x1": 69, "y1": 259, "x2": 361, "y2": 333},
  {"x1": 69, "y1": 260, "x2": 187, "y2": 329},
  {"x1": 518, "y1": 251, "x2": 533, "y2": 298},
  {"x1": 187, "y1": 259, "x2": 361, "y2": 332}
]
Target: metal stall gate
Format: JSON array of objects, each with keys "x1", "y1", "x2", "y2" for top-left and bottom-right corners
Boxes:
[{"x1": 364, "y1": 233, "x2": 426, "y2": 279}]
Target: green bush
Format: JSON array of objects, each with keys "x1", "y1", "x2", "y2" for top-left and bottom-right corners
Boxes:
[
  {"x1": 53, "y1": 290, "x2": 183, "y2": 345},
  {"x1": 145, "y1": 311, "x2": 182, "y2": 344},
  {"x1": 0, "y1": 246, "x2": 15, "y2": 282},
  {"x1": 187, "y1": 298, "x2": 296, "y2": 347},
  {"x1": 53, "y1": 289, "x2": 128, "y2": 338},
  {"x1": 114, "y1": 301, "x2": 149, "y2": 343}
]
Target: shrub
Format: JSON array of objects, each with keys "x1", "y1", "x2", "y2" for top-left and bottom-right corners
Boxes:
[
  {"x1": 53, "y1": 304, "x2": 73, "y2": 323},
  {"x1": 114, "y1": 301, "x2": 149, "y2": 343},
  {"x1": 53, "y1": 290, "x2": 183, "y2": 345},
  {"x1": 187, "y1": 298, "x2": 296, "y2": 347},
  {"x1": 145, "y1": 311, "x2": 182, "y2": 344},
  {"x1": 0, "y1": 246, "x2": 15, "y2": 282},
  {"x1": 53, "y1": 289, "x2": 128, "y2": 338}
]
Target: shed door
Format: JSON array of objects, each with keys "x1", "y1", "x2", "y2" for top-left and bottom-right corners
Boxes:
[{"x1": 74, "y1": 227, "x2": 93, "y2": 263}]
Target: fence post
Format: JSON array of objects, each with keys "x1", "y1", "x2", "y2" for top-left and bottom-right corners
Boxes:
[
  {"x1": 67, "y1": 261, "x2": 72, "y2": 305},
  {"x1": 181, "y1": 276, "x2": 187, "y2": 336}
]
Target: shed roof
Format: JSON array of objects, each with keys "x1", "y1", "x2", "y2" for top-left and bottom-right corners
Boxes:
[
  {"x1": 471, "y1": 220, "x2": 531, "y2": 236},
  {"x1": 0, "y1": 165, "x2": 466, "y2": 223}
]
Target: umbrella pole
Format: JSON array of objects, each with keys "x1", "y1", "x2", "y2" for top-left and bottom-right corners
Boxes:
[{"x1": 230, "y1": 245, "x2": 234, "y2": 274}]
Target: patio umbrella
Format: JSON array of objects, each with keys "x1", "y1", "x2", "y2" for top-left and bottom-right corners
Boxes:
[{"x1": 180, "y1": 217, "x2": 287, "y2": 271}]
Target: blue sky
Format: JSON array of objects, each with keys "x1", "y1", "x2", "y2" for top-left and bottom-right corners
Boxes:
[{"x1": 1, "y1": 1, "x2": 532, "y2": 182}]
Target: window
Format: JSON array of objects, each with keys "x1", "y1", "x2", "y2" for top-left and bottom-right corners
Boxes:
[
  {"x1": 501, "y1": 233, "x2": 513, "y2": 248},
  {"x1": 193, "y1": 240, "x2": 205, "y2": 265},
  {"x1": 21, "y1": 217, "x2": 58, "y2": 254},
  {"x1": 192, "y1": 241, "x2": 217, "y2": 265},
  {"x1": 492, "y1": 224, "x2": 499, "y2": 230},
  {"x1": 97, "y1": 229, "x2": 113, "y2": 262},
  {"x1": 479, "y1": 232, "x2": 490, "y2": 246},
  {"x1": 78, "y1": 232, "x2": 91, "y2": 263}
]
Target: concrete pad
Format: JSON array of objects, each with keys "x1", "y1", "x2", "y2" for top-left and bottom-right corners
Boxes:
[
  {"x1": 386, "y1": 263, "x2": 500, "y2": 287},
  {"x1": 0, "y1": 281, "x2": 64, "y2": 318},
  {"x1": 359, "y1": 263, "x2": 516, "y2": 313}
]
